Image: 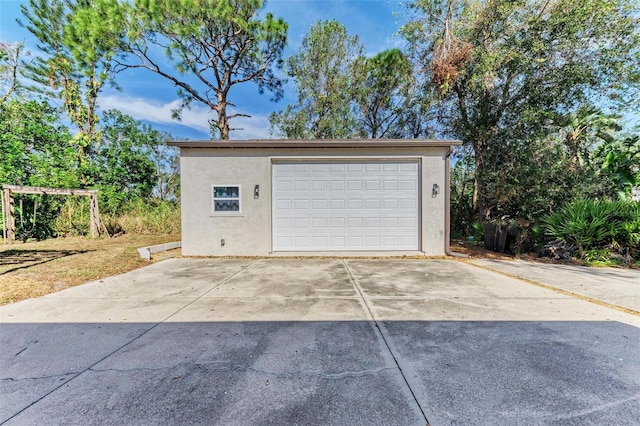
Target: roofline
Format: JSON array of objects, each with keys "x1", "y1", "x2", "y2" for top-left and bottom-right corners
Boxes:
[{"x1": 167, "y1": 139, "x2": 463, "y2": 149}]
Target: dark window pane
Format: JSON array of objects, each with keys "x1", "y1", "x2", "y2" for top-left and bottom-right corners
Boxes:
[
  {"x1": 214, "y1": 186, "x2": 239, "y2": 198},
  {"x1": 215, "y1": 199, "x2": 240, "y2": 212}
]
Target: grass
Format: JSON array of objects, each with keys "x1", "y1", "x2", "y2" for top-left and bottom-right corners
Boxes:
[{"x1": 0, "y1": 234, "x2": 179, "y2": 305}]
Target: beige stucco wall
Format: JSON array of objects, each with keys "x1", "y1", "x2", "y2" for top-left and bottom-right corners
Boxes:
[{"x1": 179, "y1": 147, "x2": 450, "y2": 256}]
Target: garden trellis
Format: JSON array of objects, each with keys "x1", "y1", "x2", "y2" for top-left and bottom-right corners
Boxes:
[{"x1": 1, "y1": 185, "x2": 100, "y2": 243}]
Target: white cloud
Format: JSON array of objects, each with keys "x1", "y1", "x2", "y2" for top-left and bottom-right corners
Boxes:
[
  {"x1": 100, "y1": 95, "x2": 210, "y2": 132},
  {"x1": 99, "y1": 94, "x2": 271, "y2": 140}
]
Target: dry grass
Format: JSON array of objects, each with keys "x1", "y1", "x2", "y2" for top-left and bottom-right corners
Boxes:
[
  {"x1": 450, "y1": 239, "x2": 518, "y2": 260},
  {"x1": 0, "y1": 234, "x2": 179, "y2": 305}
]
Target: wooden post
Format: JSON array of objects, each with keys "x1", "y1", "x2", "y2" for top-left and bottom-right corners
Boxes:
[
  {"x1": 1, "y1": 189, "x2": 5, "y2": 243},
  {"x1": 4, "y1": 188, "x2": 15, "y2": 243},
  {"x1": 1, "y1": 185, "x2": 100, "y2": 240},
  {"x1": 89, "y1": 193, "x2": 100, "y2": 238}
]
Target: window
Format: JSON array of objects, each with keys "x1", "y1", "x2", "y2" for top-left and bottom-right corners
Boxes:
[{"x1": 212, "y1": 185, "x2": 241, "y2": 213}]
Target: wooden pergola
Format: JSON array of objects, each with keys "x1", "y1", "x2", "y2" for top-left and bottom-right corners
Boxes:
[{"x1": 1, "y1": 185, "x2": 100, "y2": 243}]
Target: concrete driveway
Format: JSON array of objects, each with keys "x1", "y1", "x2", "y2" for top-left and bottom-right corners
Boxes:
[{"x1": 1, "y1": 258, "x2": 639, "y2": 425}]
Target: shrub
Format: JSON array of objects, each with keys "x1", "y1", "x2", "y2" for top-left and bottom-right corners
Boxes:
[
  {"x1": 542, "y1": 199, "x2": 639, "y2": 262},
  {"x1": 471, "y1": 221, "x2": 484, "y2": 244},
  {"x1": 101, "y1": 199, "x2": 181, "y2": 235},
  {"x1": 53, "y1": 197, "x2": 181, "y2": 237},
  {"x1": 53, "y1": 197, "x2": 91, "y2": 236}
]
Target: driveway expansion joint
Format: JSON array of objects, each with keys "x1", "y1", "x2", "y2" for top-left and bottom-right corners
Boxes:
[{"x1": 341, "y1": 259, "x2": 431, "y2": 425}]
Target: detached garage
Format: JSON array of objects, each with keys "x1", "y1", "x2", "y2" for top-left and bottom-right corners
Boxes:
[{"x1": 169, "y1": 139, "x2": 462, "y2": 256}]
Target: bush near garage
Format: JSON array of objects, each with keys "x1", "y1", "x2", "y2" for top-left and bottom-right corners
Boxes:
[{"x1": 542, "y1": 199, "x2": 640, "y2": 265}]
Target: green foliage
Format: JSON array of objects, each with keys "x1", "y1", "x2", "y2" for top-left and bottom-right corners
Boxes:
[
  {"x1": 449, "y1": 153, "x2": 475, "y2": 235},
  {"x1": 595, "y1": 134, "x2": 640, "y2": 199},
  {"x1": 582, "y1": 248, "x2": 618, "y2": 267},
  {"x1": 1, "y1": 99, "x2": 177, "y2": 240},
  {"x1": 53, "y1": 197, "x2": 180, "y2": 236},
  {"x1": 270, "y1": 20, "x2": 362, "y2": 139},
  {"x1": 270, "y1": 23, "x2": 422, "y2": 140},
  {"x1": 150, "y1": 144, "x2": 180, "y2": 202},
  {"x1": 19, "y1": 0, "x2": 118, "y2": 167},
  {"x1": 101, "y1": 199, "x2": 180, "y2": 235},
  {"x1": 0, "y1": 99, "x2": 77, "y2": 188},
  {"x1": 479, "y1": 123, "x2": 619, "y2": 221},
  {"x1": 0, "y1": 98, "x2": 78, "y2": 240},
  {"x1": 402, "y1": 0, "x2": 640, "y2": 218},
  {"x1": 543, "y1": 199, "x2": 639, "y2": 261},
  {"x1": 470, "y1": 220, "x2": 484, "y2": 244},
  {"x1": 53, "y1": 197, "x2": 90, "y2": 236},
  {"x1": 90, "y1": 110, "x2": 163, "y2": 213},
  {"x1": 11, "y1": 194, "x2": 66, "y2": 241},
  {"x1": 527, "y1": 224, "x2": 547, "y2": 251},
  {"x1": 352, "y1": 48, "x2": 415, "y2": 138}
]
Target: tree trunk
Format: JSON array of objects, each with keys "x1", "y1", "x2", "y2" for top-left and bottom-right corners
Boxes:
[
  {"x1": 216, "y1": 92, "x2": 230, "y2": 140},
  {"x1": 472, "y1": 140, "x2": 491, "y2": 221}
]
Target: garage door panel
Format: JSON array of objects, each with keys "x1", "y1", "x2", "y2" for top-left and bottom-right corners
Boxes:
[
  {"x1": 400, "y1": 198, "x2": 416, "y2": 209},
  {"x1": 330, "y1": 199, "x2": 345, "y2": 209},
  {"x1": 365, "y1": 217, "x2": 381, "y2": 227},
  {"x1": 330, "y1": 236, "x2": 345, "y2": 246},
  {"x1": 329, "y1": 180, "x2": 345, "y2": 190},
  {"x1": 312, "y1": 181, "x2": 326, "y2": 190},
  {"x1": 347, "y1": 199, "x2": 363, "y2": 209},
  {"x1": 401, "y1": 180, "x2": 417, "y2": 190},
  {"x1": 383, "y1": 199, "x2": 398, "y2": 209},
  {"x1": 347, "y1": 217, "x2": 364, "y2": 228},
  {"x1": 276, "y1": 181, "x2": 291, "y2": 191},
  {"x1": 311, "y1": 199, "x2": 327, "y2": 209},
  {"x1": 294, "y1": 200, "x2": 309, "y2": 209},
  {"x1": 312, "y1": 217, "x2": 327, "y2": 227},
  {"x1": 383, "y1": 236, "x2": 399, "y2": 245},
  {"x1": 273, "y1": 161, "x2": 419, "y2": 251},
  {"x1": 383, "y1": 180, "x2": 398, "y2": 190},
  {"x1": 330, "y1": 217, "x2": 345, "y2": 228},
  {"x1": 294, "y1": 181, "x2": 309, "y2": 190},
  {"x1": 365, "y1": 199, "x2": 381, "y2": 209},
  {"x1": 401, "y1": 217, "x2": 418, "y2": 227},
  {"x1": 295, "y1": 236, "x2": 310, "y2": 246},
  {"x1": 276, "y1": 199, "x2": 292, "y2": 209}
]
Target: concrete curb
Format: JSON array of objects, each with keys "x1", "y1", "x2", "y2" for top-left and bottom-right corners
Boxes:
[
  {"x1": 461, "y1": 259, "x2": 640, "y2": 317},
  {"x1": 137, "y1": 241, "x2": 181, "y2": 260}
]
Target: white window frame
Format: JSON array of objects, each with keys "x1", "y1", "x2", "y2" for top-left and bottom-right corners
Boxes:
[{"x1": 211, "y1": 184, "x2": 242, "y2": 214}]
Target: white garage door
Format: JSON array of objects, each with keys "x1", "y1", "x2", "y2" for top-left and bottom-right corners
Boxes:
[{"x1": 272, "y1": 160, "x2": 420, "y2": 251}]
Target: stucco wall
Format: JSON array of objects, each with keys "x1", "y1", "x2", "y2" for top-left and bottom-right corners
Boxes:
[{"x1": 179, "y1": 147, "x2": 450, "y2": 256}]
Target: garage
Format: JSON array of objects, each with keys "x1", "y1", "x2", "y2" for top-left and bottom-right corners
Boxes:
[
  {"x1": 272, "y1": 160, "x2": 420, "y2": 251},
  {"x1": 169, "y1": 139, "x2": 461, "y2": 257}
]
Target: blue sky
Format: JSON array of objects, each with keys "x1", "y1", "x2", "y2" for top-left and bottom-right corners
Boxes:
[{"x1": 0, "y1": 0, "x2": 409, "y2": 140}]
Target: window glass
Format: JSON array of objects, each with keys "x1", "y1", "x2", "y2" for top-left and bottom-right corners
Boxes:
[
  {"x1": 213, "y1": 185, "x2": 240, "y2": 212},
  {"x1": 214, "y1": 186, "x2": 239, "y2": 198}
]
